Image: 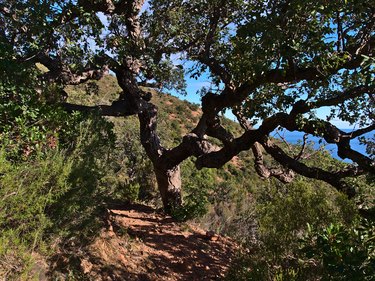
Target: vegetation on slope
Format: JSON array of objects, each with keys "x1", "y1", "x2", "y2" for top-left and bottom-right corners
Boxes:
[{"x1": 0, "y1": 75, "x2": 374, "y2": 280}]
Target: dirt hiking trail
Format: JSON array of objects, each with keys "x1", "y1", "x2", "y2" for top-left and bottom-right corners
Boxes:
[{"x1": 75, "y1": 203, "x2": 239, "y2": 281}]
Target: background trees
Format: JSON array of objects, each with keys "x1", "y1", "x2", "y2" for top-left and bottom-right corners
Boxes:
[{"x1": 1, "y1": 0, "x2": 373, "y2": 211}]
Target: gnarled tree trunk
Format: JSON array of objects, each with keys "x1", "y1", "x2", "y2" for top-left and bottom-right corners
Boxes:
[
  {"x1": 154, "y1": 164, "x2": 182, "y2": 213},
  {"x1": 136, "y1": 96, "x2": 183, "y2": 212}
]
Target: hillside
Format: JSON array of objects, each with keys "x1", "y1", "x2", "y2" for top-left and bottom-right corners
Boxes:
[
  {"x1": 65, "y1": 74, "x2": 244, "y2": 145},
  {"x1": 1, "y1": 74, "x2": 373, "y2": 280},
  {"x1": 63, "y1": 75, "x2": 373, "y2": 280}
]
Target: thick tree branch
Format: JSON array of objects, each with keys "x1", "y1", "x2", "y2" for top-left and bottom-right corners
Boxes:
[
  {"x1": 0, "y1": 5, "x2": 10, "y2": 16},
  {"x1": 138, "y1": 81, "x2": 161, "y2": 88},
  {"x1": 232, "y1": 106, "x2": 253, "y2": 131},
  {"x1": 261, "y1": 138, "x2": 362, "y2": 198},
  {"x1": 279, "y1": 117, "x2": 375, "y2": 173},
  {"x1": 312, "y1": 86, "x2": 373, "y2": 109},
  {"x1": 205, "y1": 116, "x2": 234, "y2": 146},
  {"x1": 252, "y1": 142, "x2": 295, "y2": 183},
  {"x1": 232, "y1": 107, "x2": 295, "y2": 182},
  {"x1": 343, "y1": 124, "x2": 375, "y2": 139},
  {"x1": 160, "y1": 133, "x2": 219, "y2": 169},
  {"x1": 138, "y1": 101, "x2": 165, "y2": 162},
  {"x1": 195, "y1": 100, "x2": 375, "y2": 176},
  {"x1": 201, "y1": 54, "x2": 366, "y2": 119},
  {"x1": 195, "y1": 113, "x2": 288, "y2": 169},
  {"x1": 62, "y1": 99, "x2": 138, "y2": 116},
  {"x1": 43, "y1": 67, "x2": 110, "y2": 85},
  {"x1": 34, "y1": 52, "x2": 114, "y2": 85}
]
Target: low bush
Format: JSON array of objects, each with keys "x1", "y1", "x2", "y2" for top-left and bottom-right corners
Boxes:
[
  {"x1": 0, "y1": 150, "x2": 72, "y2": 279},
  {"x1": 224, "y1": 177, "x2": 364, "y2": 281},
  {"x1": 299, "y1": 220, "x2": 375, "y2": 280},
  {"x1": 0, "y1": 115, "x2": 118, "y2": 279}
]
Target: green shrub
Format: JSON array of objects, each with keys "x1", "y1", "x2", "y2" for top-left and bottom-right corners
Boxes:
[
  {"x1": 228, "y1": 220, "x2": 375, "y2": 281},
  {"x1": 255, "y1": 179, "x2": 357, "y2": 258},
  {"x1": 172, "y1": 159, "x2": 216, "y2": 221},
  {"x1": 0, "y1": 114, "x2": 117, "y2": 279},
  {"x1": 225, "y1": 176, "x2": 361, "y2": 281},
  {"x1": 110, "y1": 116, "x2": 158, "y2": 203},
  {"x1": 0, "y1": 150, "x2": 73, "y2": 279},
  {"x1": 225, "y1": 248, "x2": 301, "y2": 281},
  {"x1": 299, "y1": 220, "x2": 375, "y2": 280}
]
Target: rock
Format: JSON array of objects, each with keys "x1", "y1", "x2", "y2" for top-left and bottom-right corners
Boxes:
[
  {"x1": 81, "y1": 258, "x2": 93, "y2": 274},
  {"x1": 205, "y1": 230, "x2": 219, "y2": 241}
]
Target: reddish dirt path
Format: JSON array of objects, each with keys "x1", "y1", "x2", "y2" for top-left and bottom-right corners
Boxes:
[{"x1": 81, "y1": 204, "x2": 238, "y2": 281}]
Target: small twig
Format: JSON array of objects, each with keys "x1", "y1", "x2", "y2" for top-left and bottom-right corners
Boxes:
[
  {"x1": 301, "y1": 145, "x2": 331, "y2": 160},
  {"x1": 295, "y1": 133, "x2": 308, "y2": 160},
  {"x1": 274, "y1": 128, "x2": 293, "y2": 151},
  {"x1": 2, "y1": 192, "x2": 17, "y2": 201}
]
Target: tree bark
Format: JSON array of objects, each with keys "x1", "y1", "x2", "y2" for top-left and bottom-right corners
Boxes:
[
  {"x1": 136, "y1": 96, "x2": 184, "y2": 212},
  {"x1": 154, "y1": 164, "x2": 182, "y2": 213}
]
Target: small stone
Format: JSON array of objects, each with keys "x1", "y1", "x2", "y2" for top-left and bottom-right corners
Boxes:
[
  {"x1": 80, "y1": 259, "x2": 93, "y2": 274},
  {"x1": 205, "y1": 230, "x2": 219, "y2": 241},
  {"x1": 210, "y1": 235, "x2": 219, "y2": 241}
]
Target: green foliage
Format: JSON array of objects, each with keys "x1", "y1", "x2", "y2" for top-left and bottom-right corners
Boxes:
[
  {"x1": 195, "y1": 156, "x2": 260, "y2": 241},
  {"x1": 225, "y1": 174, "x2": 363, "y2": 281},
  {"x1": 0, "y1": 97, "x2": 96, "y2": 160},
  {"x1": 0, "y1": 114, "x2": 117, "y2": 279},
  {"x1": 300, "y1": 220, "x2": 375, "y2": 281},
  {"x1": 0, "y1": 150, "x2": 72, "y2": 279},
  {"x1": 110, "y1": 116, "x2": 157, "y2": 203},
  {"x1": 0, "y1": 47, "x2": 45, "y2": 159},
  {"x1": 0, "y1": 55, "x2": 114, "y2": 161},
  {"x1": 226, "y1": 249, "x2": 302, "y2": 281},
  {"x1": 256, "y1": 180, "x2": 357, "y2": 256},
  {"x1": 172, "y1": 159, "x2": 216, "y2": 221}
]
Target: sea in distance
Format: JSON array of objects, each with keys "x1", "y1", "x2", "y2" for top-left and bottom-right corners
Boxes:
[{"x1": 272, "y1": 129, "x2": 374, "y2": 162}]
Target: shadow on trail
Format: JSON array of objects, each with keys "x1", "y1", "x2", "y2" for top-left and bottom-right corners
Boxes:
[{"x1": 50, "y1": 203, "x2": 238, "y2": 281}]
